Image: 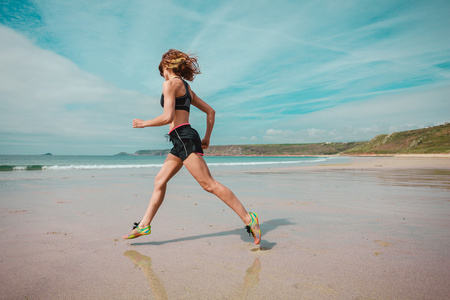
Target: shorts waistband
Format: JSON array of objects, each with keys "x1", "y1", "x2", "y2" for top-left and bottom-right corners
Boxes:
[{"x1": 168, "y1": 123, "x2": 191, "y2": 134}]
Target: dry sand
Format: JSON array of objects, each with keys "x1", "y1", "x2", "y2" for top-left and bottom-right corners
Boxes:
[{"x1": 1, "y1": 156, "x2": 449, "y2": 299}]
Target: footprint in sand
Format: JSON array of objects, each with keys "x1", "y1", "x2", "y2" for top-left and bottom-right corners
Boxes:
[
  {"x1": 374, "y1": 240, "x2": 392, "y2": 247},
  {"x1": 373, "y1": 240, "x2": 392, "y2": 256}
]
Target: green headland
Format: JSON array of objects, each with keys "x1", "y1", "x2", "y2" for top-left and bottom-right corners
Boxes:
[{"x1": 116, "y1": 123, "x2": 450, "y2": 156}]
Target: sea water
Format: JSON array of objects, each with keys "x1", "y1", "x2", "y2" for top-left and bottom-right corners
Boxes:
[{"x1": 0, "y1": 155, "x2": 336, "y2": 172}]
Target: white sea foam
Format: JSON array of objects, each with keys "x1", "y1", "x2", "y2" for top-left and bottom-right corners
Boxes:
[
  {"x1": 42, "y1": 164, "x2": 165, "y2": 170},
  {"x1": 6, "y1": 157, "x2": 329, "y2": 171},
  {"x1": 12, "y1": 166, "x2": 27, "y2": 170}
]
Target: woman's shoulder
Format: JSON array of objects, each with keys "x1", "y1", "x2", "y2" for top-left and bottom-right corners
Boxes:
[
  {"x1": 163, "y1": 78, "x2": 189, "y2": 95},
  {"x1": 174, "y1": 77, "x2": 190, "y2": 90},
  {"x1": 163, "y1": 78, "x2": 180, "y2": 89},
  {"x1": 164, "y1": 77, "x2": 186, "y2": 86}
]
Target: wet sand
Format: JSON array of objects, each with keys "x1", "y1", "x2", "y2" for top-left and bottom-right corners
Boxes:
[{"x1": 1, "y1": 156, "x2": 449, "y2": 299}]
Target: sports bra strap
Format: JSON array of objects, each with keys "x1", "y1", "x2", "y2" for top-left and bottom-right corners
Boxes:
[
  {"x1": 175, "y1": 77, "x2": 191, "y2": 98},
  {"x1": 160, "y1": 77, "x2": 192, "y2": 112}
]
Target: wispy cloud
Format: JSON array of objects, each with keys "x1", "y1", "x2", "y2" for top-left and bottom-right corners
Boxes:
[
  {"x1": 0, "y1": 26, "x2": 162, "y2": 154},
  {"x1": 1, "y1": 0, "x2": 449, "y2": 154}
]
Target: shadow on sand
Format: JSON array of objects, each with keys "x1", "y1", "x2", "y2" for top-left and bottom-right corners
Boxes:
[{"x1": 130, "y1": 218, "x2": 295, "y2": 250}]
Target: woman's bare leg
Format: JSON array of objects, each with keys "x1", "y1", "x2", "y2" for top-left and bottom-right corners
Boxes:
[
  {"x1": 138, "y1": 154, "x2": 183, "y2": 228},
  {"x1": 183, "y1": 153, "x2": 252, "y2": 225}
]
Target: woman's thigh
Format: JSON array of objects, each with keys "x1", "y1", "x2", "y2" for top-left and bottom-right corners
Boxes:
[
  {"x1": 183, "y1": 153, "x2": 214, "y2": 185},
  {"x1": 155, "y1": 154, "x2": 183, "y2": 185}
]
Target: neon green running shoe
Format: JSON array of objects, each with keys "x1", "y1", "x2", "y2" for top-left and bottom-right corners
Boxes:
[
  {"x1": 245, "y1": 212, "x2": 261, "y2": 244},
  {"x1": 123, "y1": 222, "x2": 151, "y2": 239}
]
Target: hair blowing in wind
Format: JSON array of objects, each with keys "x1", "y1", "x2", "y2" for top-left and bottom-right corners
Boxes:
[{"x1": 158, "y1": 49, "x2": 201, "y2": 81}]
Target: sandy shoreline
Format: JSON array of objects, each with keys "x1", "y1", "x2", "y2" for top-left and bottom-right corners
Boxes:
[
  {"x1": 1, "y1": 156, "x2": 449, "y2": 299},
  {"x1": 203, "y1": 153, "x2": 450, "y2": 158},
  {"x1": 312, "y1": 155, "x2": 450, "y2": 170}
]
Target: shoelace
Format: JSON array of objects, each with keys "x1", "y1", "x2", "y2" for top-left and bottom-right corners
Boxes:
[
  {"x1": 133, "y1": 222, "x2": 140, "y2": 229},
  {"x1": 246, "y1": 225, "x2": 254, "y2": 237}
]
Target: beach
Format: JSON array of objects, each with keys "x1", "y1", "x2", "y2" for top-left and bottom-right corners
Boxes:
[{"x1": 1, "y1": 156, "x2": 449, "y2": 299}]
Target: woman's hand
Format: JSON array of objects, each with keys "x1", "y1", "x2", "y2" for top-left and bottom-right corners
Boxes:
[
  {"x1": 133, "y1": 119, "x2": 146, "y2": 128},
  {"x1": 201, "y1": 138, "x2": 210, "y2": 149}
]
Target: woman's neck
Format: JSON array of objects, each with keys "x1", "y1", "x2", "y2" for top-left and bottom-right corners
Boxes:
[{"x1": 164, "y1": 70, "x2": 178, "y2": 81}]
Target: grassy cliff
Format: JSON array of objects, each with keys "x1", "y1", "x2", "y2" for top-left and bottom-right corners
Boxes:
[
  {"x1": 205, "y1": 142, "x2": 365, "y2": 156},
  {"x1": 120, "y1": 123, "x2": 449, "y2": 156},
  {"x1": 205, "y1": 123, "x2": 450, "y2": 156},
  {"x1": 343, "y1": 123, "x2": 450, "y2": 155}
]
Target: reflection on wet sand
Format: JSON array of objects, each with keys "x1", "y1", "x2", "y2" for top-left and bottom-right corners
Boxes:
[
  {"x1": 123, "y1": 250, "x2": 168, "y2": 300},
  {"x1": 124, "y1": 250, "x2": 262, "y2": 299},
  {"x1": 234, "y1": 258, "x2": 262, "y2": 299},
  {"x1": 376, "y1": 169, "x2": 450, "y2": 190}
]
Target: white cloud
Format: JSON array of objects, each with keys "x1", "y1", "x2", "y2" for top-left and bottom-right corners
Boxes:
[
  {"x1": 265, "y1": 129, "x2": 288, "y2": 136},
  {"x1": 0, "y1": 26, "x2": 162, "y2": 154},
  {"x1": 1, "y1": 0, "x2": 449, "y2": 153},
  {"x1": 263, "y1": 129, "x2": 293, "y2": 141},
  {"x1": 257, "y1": 84, "x2": 450, "y2": 143}
]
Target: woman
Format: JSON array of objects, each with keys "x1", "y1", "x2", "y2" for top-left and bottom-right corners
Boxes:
[{"x1": 123, "y1": 49, "x2": 261, "y2": 244}]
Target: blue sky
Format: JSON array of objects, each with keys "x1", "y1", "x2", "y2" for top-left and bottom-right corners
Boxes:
[{"x1": 1, "y1": 0, "x2": 449, "y2": 155}]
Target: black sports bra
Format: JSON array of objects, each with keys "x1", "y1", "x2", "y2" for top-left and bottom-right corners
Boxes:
[{"x1": 160, "y1": 77, "x2": 191, "y2": 112}]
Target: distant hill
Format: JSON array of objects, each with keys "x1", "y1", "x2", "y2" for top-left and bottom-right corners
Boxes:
[
  {"x1": 134, "y1": 149, "x2": 170, "y2": 156},
  {"x1": 114, "y1": 149, "x2": 170, "y2": 156},
  {"x1": 118, "y1": 123, "x2": 449, "y2": 156},
  {"x1": 204, "y1": 142, "x2": 365, "y2": 156},
  {"x1": 343, "y1": 123, "x2": 450, "y2": 155},
  {"x1": 205, "y1": 123, "x2": 449, "y2": 156}
]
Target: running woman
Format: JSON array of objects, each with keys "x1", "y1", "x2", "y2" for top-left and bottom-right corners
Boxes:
[{"x1": 123, "y1": 49, "x2": 261, "y2": 244}]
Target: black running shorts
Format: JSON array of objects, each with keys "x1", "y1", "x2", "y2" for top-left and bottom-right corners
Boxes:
[{"x1": 168, "y1": 124, "x2": 204, "y2": 161}]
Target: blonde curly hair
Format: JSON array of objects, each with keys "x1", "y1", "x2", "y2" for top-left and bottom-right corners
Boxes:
[{"x1": 158, "y1": 49, "x2": 201, "y2": 81}]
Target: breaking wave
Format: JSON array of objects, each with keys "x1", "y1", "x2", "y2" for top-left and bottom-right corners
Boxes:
[{"x1": 0, "y1": 157, "x2": 328, "y2": 171}]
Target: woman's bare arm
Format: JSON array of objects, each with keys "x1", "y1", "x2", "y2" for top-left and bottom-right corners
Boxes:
[
  {"x1": 191, "y1": 90, "x2": 215, "y2": 149},
  {"x1": 133, "y1": 81, "x2": 175, "y2": 128}
]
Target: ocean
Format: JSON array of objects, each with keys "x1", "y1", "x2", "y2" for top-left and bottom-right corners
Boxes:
[{"x1": 0, "y1": 155, "x2": 335, "y2": 172}]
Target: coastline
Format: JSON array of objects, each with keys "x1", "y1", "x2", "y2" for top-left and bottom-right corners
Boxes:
[
  {"x1": 306, "y1": 155, "x2": 450, "y2": 170},
  {"x1": 1, "y1": 156, "x2": 449, "y2": 299},
  {"x1": 205, "y1": 153, "x2": 450, "y2": 158}
]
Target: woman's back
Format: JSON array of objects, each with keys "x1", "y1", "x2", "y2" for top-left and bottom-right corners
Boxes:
[{"x1": 162, "y1": 77, "x2": 191, "y2": 129}]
